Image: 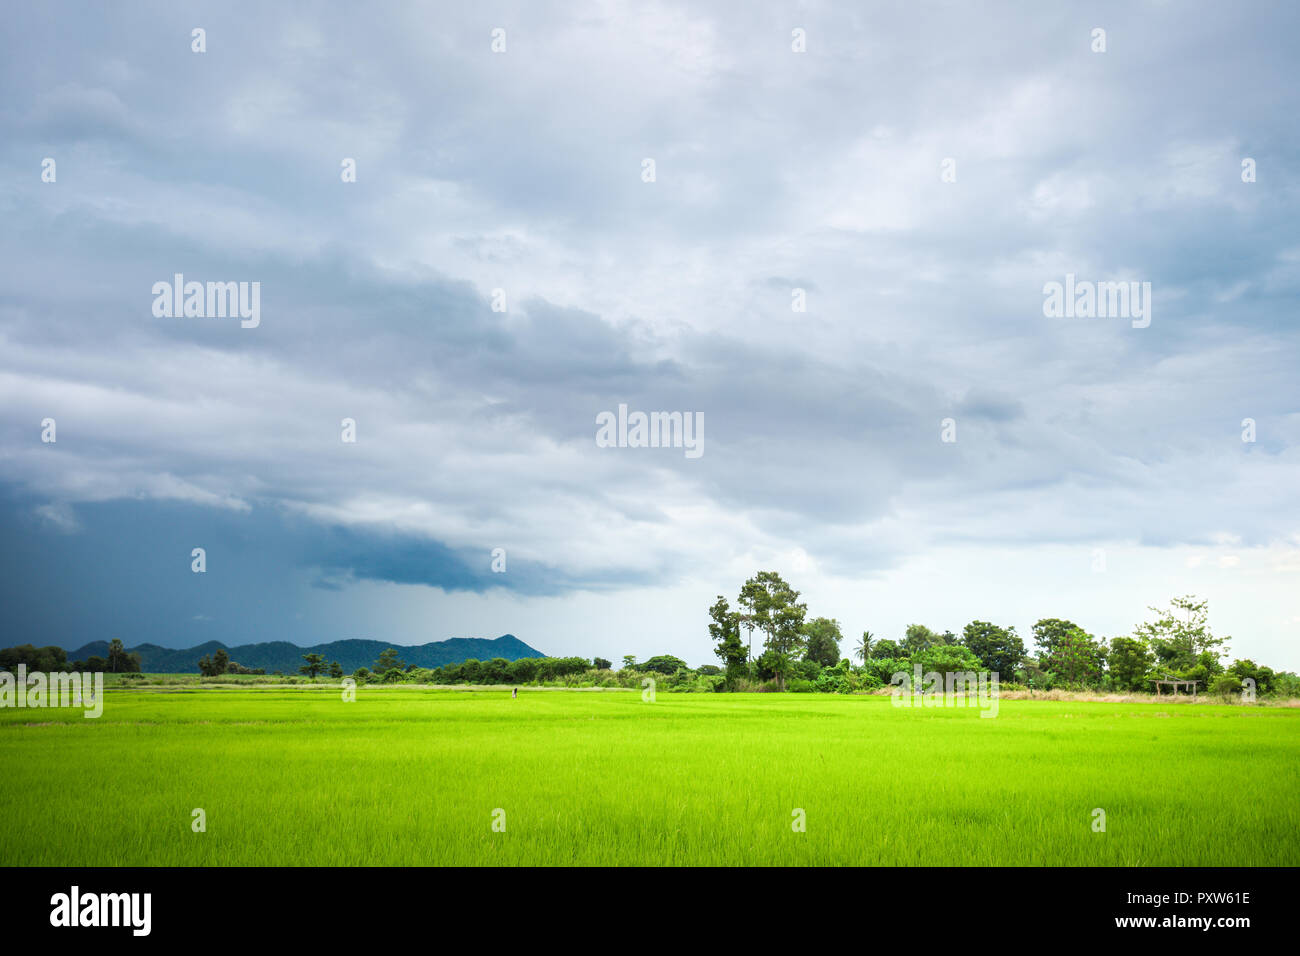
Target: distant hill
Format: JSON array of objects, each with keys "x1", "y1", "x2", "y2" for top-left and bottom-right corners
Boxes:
[{"x1": 63, "y1": 635, "x2": 545, "y2": 674}]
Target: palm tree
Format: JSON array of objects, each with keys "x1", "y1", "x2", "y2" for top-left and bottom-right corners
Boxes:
[{"x1": 855, "y1": 630, "x2": 875, "y2": 664}]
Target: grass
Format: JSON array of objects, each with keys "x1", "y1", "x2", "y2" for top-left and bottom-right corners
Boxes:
[{"x1": 2, "y1": 685, "x2": 1297, "y2": 866}]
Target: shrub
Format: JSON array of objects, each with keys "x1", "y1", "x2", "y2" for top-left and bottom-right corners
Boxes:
[
  {"x1": 1209, "y1": 674, "x2": 1243, "y2": 701},
  {"x1": 641, "y1": 655, "x2": 689, "y2": 675}
]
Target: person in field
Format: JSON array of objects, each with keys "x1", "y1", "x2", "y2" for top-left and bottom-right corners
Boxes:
[{"x1": 512, "y1": 687, "x2": 518, "y2": 698}]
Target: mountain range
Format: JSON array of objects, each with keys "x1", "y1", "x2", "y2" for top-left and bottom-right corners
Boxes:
[{"x1": 63, "y1": 635, "x2": 545, "y2": 674}]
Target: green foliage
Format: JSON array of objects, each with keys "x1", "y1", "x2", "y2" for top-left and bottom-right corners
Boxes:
[
  {"x1": 1227, "y1": 659, "x2": 1275, "y2": 696},
  {"x1": 1209, "y1": 673, "x2": 1243, "y2": 700},
  {"x1": 738, "y1": 571, "x2": 808, "y2": 687},
  {"x1": 1271, "y1": 671, "x2": 1300, "y2": 698},
  {"x1": 709, "y1": 595, "x2": 747, "y2": 688},
  {"x1": 106, "y1": 638, "x2": 141, "y2": 673},
  {"x1": 1107, "y1": 636, "x2": 1154, "y2": 691},
  {"x1": 374, "y1": 648, "x2": 405, "y2": 673},
  {"x1": 1033, "y1": 619, "x2": 1106, "y2": 687},
  {"x1": 1135, "y1": 596, "x2": 1229, "y2": 676},
  {"x1": 299, "y1": 653, "x2": 327, "y2": 678},
  {"x1": 640, "y1": 655, "x2": 688, "y2": 675},
  {"x1": 858, "y1": 671, "x2": 884, "y2": 691},
  {"x1": 197, "y1": 653, "x2": 228, "y2": 677},
  {"x1": 592, "y1": 657, "x2": 612, "y2": 670},
  {"x1": 0, "y1": 644, "x2": 69, "y2": 672},
  {"x1": 507, "y1": 657, "x2": 538, "y2": 682},
  {"x1": 459, "y1": 659, "x2": 483, "y2": 682},
  {"x1": 754, "y1": 649, "x2": 781, "y2": 681},
  {"x1": 871, "y1": 639, "x2": 904, "y2": 659},
  {"x1": 861, "y1": 657, "x2": 905, "y2": 685},
  {"x1": 802, "y1": 617, "x2": 843, "y2": 668},
  {"x1": 960, "y1": 621, "x2": 1025, "y2": 677},
  {"x1": 903, "y1": 624, "x2": 944, "y2": 655},
  {"x1": 481, "y1": 657, "x2": 511, "y2": 683},
  {"x1": 909, "y1": 644, "x2": 983, "y2": 675}
]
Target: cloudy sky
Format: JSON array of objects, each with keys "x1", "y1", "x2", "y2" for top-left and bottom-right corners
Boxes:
[{"x1": 2, "y1": 1, "x2": 1298, "y2": 669}]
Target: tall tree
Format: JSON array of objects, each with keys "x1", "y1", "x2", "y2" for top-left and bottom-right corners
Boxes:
[
  {"x1": 855, "y1": 630, "x2": 875, "y2": 664},
  {"x1": 903, "y1": 624, "x2": 943, "y2": 655},
  {"x1": 802, "y1": 617, "x2": 843, "y2": 667},
  {"x1": 107, "y1": 638, "x2": 135, "y2": 673},
  {"x1": 737, "y1": 575, "x2": 773, "y2": 662},
  {"x1": 743, "y1": 572, "x2": 807, "y2": 689},
  {"x1": 872, "y1": 638, "x2": 903, "y2": 659},
  {"x1": 374, "y1": 648, "x2": 405, "y2": 672},
  {"x1": 1134, "y1": 596, "x2": 1229, "y2": 674},
  {"x1": 960, "y1": 621, "x2": 1025, "y2": 677},
  {"x1": 1033, "y1": 619, "x2": 1106, "y2": 686},
  {"x1": 1107, "y1": 636, "x2": 1154, "y2": 691},
  {"x1": 709, "y1": 595, "x2": 747, "y2": 687},
  {"x1": 300, "y1": 653, "x2": 327, "y2": 678}
]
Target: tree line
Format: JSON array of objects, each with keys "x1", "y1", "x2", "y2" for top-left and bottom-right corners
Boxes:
[
  {"x1": 0, "y1": 639, "x2": 140, "y2": 674},
  {"x1": 704, "y1": 572, "x2": 1297, "y2": 698},
  {"x1": 6, "y1": 583, "x2": 1293, "y2": 701}
]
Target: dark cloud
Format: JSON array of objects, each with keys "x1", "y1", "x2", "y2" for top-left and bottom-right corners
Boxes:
[{"x1": 1, "y1": 2, "x2": 1297, "y2": 656}]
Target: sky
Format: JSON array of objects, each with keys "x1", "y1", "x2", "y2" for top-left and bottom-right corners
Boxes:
[{"x1": 1, "y1": 1, "x2": 1298, "y2": 670}]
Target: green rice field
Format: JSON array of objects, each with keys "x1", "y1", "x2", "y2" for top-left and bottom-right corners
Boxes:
[{"x1": 2, "y1": 685, "x2": 1297, "y2": 866}]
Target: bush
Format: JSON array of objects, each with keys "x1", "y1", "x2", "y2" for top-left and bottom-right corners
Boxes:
[
  {"x1": 641, "y1": 655, "x2": 689, "y2": 675},
  {"x1": 786, "y1": 679, "x2": 816, "y2": 693},
  {"x1": 862, "y1": 658, "x2": 906, "y2": 686},
  {"x1": 1227, "y1": 659, "x2": 1275, "y2": 696},
  {"x1": 1209, "y1": 674, "x2": 1244, "y2": 701},
  {"x1": 790, "y1": 659, "x2": 822, "y2": 682},
  {"x1": 910, "y1": 644, "x2": 984, "y2": 675}
]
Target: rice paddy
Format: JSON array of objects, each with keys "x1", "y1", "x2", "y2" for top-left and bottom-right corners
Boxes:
[{"x1": 2, "y1": 685, "x2": 1296, "y2": 866}]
